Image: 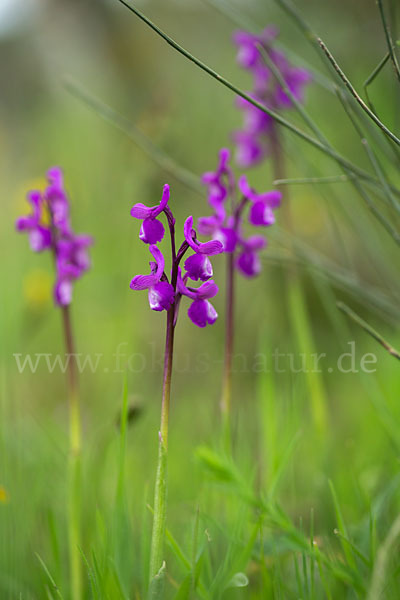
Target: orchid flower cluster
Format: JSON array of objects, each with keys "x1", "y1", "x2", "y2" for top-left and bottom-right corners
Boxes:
[
  {"x1": 16, "y1": 167, "x2": 93, "y2": 306},
  {"x1": 233, "y1": 27, "x2": 312, "y2": 167},
  {"x1": 129, "y1": 184, "x2": 223, "y2": 327},
  {"x1": 199, "y1": 148, "x2": 281, "y2": 277}
]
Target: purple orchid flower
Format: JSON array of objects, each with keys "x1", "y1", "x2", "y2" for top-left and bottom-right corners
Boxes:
[
  {"x1": 236, "y1": 235, "x2": 267, "y2": 277},
  {"x1": 232, "y1": 27, "x2": 312, "y2": 168},
  {"x1": 233, "y1": 27, "x2": 278, "y2": 70},
  {"x1": 177, "y1": 270, "x2": 219, "y2": 328},
  {"x1": 201, "y1": 148, "x2": 235, "y2": 215},
  {"x1": 131, "y1": 184, "x2": 170, "y2": 244},
  {"x1": 16, "y1": 167, "x2": 93, "y2": 306},
  {"x1": 198, "y1": 151, "x2": 280, "y2": 277},
  {"x1": 129, "y1": 185, "x2": 222, "y2": 327},
  {"x1": 238, "y1": 175, "x2": 281, "y2": 226},
  {"x1": 130, "y1": 245, "x2": 175, "y2": 312},
  {"x1": 16, "y1": 190, "x2": 52, "y2": 252},
  {"x1": 184, "y1": 216, "x2": 223, "y2": 256}
]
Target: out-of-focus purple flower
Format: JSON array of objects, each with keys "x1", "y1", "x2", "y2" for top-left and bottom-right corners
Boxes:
[
  {"x1": 232, "y1": 27, "x2": 312, "y2": 167},
  {"x1": 184, "y1": 216, "x2": 223, "y2": 255},
  {"x1": 54, "y1": 235, "x2": 93, "y2": 305},
  {"x1": 232, "y1": 130, "x2": 266, "y2": 169},
  {"x1": 233, "y1": 27, "x2": 278, "y2": 69},
  {"x1": 16, "y1": 167, "x2": 93, "y2": 306},
  {"x1": 198, "y1": 151, "x2": 280, "y2": 278},
  {"x1": 45, "y1": 166, "x2": 70, "y2": 233},
  {"x1": 236, "y1": 249, "x2": 261, "y2": 277},
  {"x1": 238, "y1": 174, "x2": 281, "y2": 226},
  {"x1": 236, "y1": 235, "x2": 267, "y2": 277},
  {"x1": 201, "y1": 148, "x2": 234, "y2": 214},
  {"x1": 214, "y1": 226, "x2": 238, "y2": 253},
  {"x1": 131, "y1": 184, "x2": 170, "y2": 244},
  {"x1": 16, "y1": 190, "x2": 53, "y2": 252}
]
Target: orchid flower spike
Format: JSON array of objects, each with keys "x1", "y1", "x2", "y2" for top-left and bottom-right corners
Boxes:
[
  {"x1": 129, "y1": 186, "x2": 221, "y2": 328},
  {"x1": 198, "y1": 151, "x2": 280, "y2": 278},
  {"x1": 16, "y1": 167, "x2": 93, "y2": 306}
]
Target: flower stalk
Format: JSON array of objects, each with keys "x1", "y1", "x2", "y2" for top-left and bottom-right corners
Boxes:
[
  {"x1": 62, "y1": 305, "x2": 82, "y2": 600},
  {"x1": 128, "y1": 185, "x2": 222, "y2": 593},
  {"x1": 221, "y1": 251, "x2": 235, "y2": 452},
  {"x1": 15, "y1": 168, "x2": 93, "y2": 600},
  {"x1": 149, "y1": 305, "x2": 175, "y2": 585}
]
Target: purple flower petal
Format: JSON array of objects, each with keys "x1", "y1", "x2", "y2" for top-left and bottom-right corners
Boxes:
[
  {"x1": 139, "y1": 217, "x2": 165, "y2": 244},
  {"x1": 131, "y1": 184, "x2": 170, "y2": 219},
  {"x1": 257, "y1": 190, "x2": 282, "y2": 208},
  {"x1": 16, "y1": 215, "x2": 36, "y2": 231},
  {"x1": 54, "y1": 279, "x2": 73, "y2": 306},
  {"x1": 233, "y1": 132, "x2": 265, "y2": 168},
  {"x1": 238, "y1": 174, "x2": 255, "y2": 199},
  {"x1": 213, "y1": 226, "x2": 238, "y2": 253},
  {"x1": 178, "y1": 272, "x2": 219, "y2": 300},
  {"x1": 183, "y1": 216, "x2": 223, "y2": 256},
  {"x1": 130, "y1": 244, "x2": 165, "y2": 290},
  {"x1": 197, "y1": 215, "x2": 222, "y2": 236},
  {"x1": 47, "y1": 166, "x2": 64, "y2": 188},
  {"x1": 243, "y1": 235, "x2": 267, "y2": 251},
  {"x1": 188, "y1": 299, "x2": 218, "y2": 327},
  {"x1": 201, "y1": 148, "x2": 234, "y2": 210},
  {"x1": 184, "y1": 253, "x2": 213, "y2": 282},
  {"x1": 236, "y1": 251, "x2": 261, "y2": 277},
  {"x1": 148, "y1": 281, "x2": 175, "y2": 311},
  {"x1": 249, "y1": 201, "x2": 276, "y2": 226},
  {"x1": 29, "y1": 225, "x2": 52, "y2": 252},
  {"x1": 239, "y1": 177, "x2": 281, "y2": 224}
]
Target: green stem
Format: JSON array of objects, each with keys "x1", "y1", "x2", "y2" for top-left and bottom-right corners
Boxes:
[
  {"x1": 337, "y1": 301, "x2": 400, "y2": 361},
  {"x1": 221, "y1": 252, "x2": 235, "y2": 453},
  {"x1": 149, "y1": 306, "x2": 175, "y2": 589},
  {"x1": 317, "y1": 37, "x2": 400, "y2": 147},
  {"x1": 62, "y1": 306, "x2": 82, "y2": 600}
]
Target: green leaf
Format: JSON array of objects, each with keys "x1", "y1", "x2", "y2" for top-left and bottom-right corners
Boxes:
[{"x1": 225, "y1": 572, "x2": 249, "y2": 589}]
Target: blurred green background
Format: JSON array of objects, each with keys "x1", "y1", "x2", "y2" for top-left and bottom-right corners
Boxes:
[{"x1": 1, "y1": 0, "x2": 400, "y2": 598}]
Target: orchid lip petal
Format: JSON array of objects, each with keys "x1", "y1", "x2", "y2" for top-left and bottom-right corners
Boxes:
[
  {"x1": 130, "y1": 244, "x2": 165, "y2": 290},
  {"x1": 188, "y1": 299, "x2": 218, "y2": 327},
  {"x1": 148, "y1": 281, "x2": 175, "y2": 311},
  {"x1": 139, "y1": 217, "x2": 165, "y2": 244},
  {"x1": 184, "y1": 253, "x2": 213, "y2": 282}
]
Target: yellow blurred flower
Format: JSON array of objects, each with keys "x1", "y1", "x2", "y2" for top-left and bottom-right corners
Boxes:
[
  {"x1": 23, "y1": 268, "x2": 52, "y2": 309},
  {"x1": 0, "y1": 486, "x2": 9, "y2": 504}
]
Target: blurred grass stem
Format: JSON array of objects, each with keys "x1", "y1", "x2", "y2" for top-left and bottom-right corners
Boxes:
[{"x1": 61, "y1": 306, "x2": 82, "y2": 600}]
